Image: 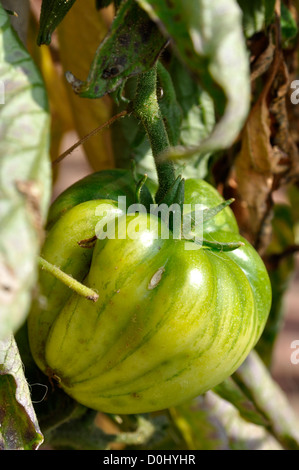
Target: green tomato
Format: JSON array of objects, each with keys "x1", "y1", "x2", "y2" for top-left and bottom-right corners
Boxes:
[
  {"x1": 28, "y1": 175, "x2": 271, "y2": 414},
  {"x1": 47, "y1": 168, "x2": 154, "y2": 229}
]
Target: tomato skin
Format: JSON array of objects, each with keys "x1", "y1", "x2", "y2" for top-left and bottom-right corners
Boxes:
[
  {"x1": 29, "y1": 169, "x2": 155, "y2": 373},
  {"x1": 28, "y1": 175, "x2": 272, "y2": 414},
  {"x1": 47, "y1": 168, "x2": 155, "y2": 229},
  {"x1": 28, "y1": 199, "x2": 121, "y2": 372},
  {"x1": 183, "y1": 178, "x2": 239, "y2": 234},
  {"x1": 184, "y1": 179, "x2": 271, "y2": 340}
]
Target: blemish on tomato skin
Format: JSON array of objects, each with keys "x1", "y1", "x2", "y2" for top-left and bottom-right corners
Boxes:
[
  {"x1": 148, "y1": 267, "x2": 165, "y2": 290},
  {"x1": 131, "y1": 313, "x2": 137, "y2": 323}
]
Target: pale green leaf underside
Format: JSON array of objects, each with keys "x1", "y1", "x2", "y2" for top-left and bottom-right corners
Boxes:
[
  {"x1": 0, "y1": 6, "x2": 51, "y2": 339},
  {"x1": 0, "y1": 335, "x2": 43, "y2": 450},
  {"x1": 136, "y1": 0, "x2": 251, "y2": 158}
]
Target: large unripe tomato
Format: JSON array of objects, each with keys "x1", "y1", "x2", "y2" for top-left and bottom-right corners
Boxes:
[{"x1": 28, "y1": 174, "x2": 271, "y2": 414}]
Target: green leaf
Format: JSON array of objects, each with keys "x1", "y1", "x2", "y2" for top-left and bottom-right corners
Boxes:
[
  {"x1": 45, "y1": 410, "x2": 156, "y2": 450},
  {"x1": 265, "y1": 0, "x2": 276, "y2": 26},
  {"x1": 37, "y1": 0, "x2": 77, "y2": 45},
  {"x1": 237, "y1": 1, "x2": 297, "y2": 43},
  {"x1": 169, "y1": 402, "x2": 226, "y2": 450},
  {"x1": 112, "y1": 55, "x2": 216, "y2": 181},
  {"x1": 237, "y1": 0, "x2": 276, "y2": 37},
  {"x1": 66, "y1": 0, "x2": 167, "y2": 99},
  {"x1": 237, "y1": 0, "x2": 265, "y2": 37},
  {"x1": 170, "y1": 393, "x2": 281, "y2": 450},
  {"x1": 202, "y1": 199, "x2": 235, "y2": 224},
  {"x1": 156, "y1": 61, "x2": 182, "y2": 147},
  {"x1": 110, "y1": 76, "x2": 155, "y2": 177},
  {"x1": 45, "y1": 409, "x2": 111, "y2": 450},
  {"x1": 157, "y1": 175, "x2": 185, "y2": 208},
  {"x1": 0, "y1": 6, "x2": 51, "y2": 339},
  {"x1": 281, "y1": 3, "x2": 298, "y2": 45},
  {"x1": 0, "y1": 335, "x2": 43, "y2": 450},
  {"x1": 136, "y1": 0, "x2": 250, "y2": 157},
  {"x1": 168, "y1": 56, "x2": 215, "y2": 179}
]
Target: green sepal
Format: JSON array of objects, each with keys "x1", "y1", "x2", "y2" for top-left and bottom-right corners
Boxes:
[
  {"x1": 109, "y1": 79, "x2": 130, "y2": 105},
  {"x1": 156, "y1": 175, "x2": 185, "y2": 232},
  {"x1": 158, "y1": 175, "x2": 185, "y2": 209},
  {"x1": 184, "y1": 198, "x2": 235, "y2": 234},
  {"x1": 156, "y1": 61, "x2": 182, "y2": 147},
  {"x1": 203, "y1": 198, "x2": 235, "y2": 224},
  {"x1": 201, "y1": 238, "x2": 244, "y2": 252},
  {"x1": 134, "y1": 174, "x2": 155, "y2": 212},
  {"x1": 37, "y1": 0, "x2": 77, "y2": 46}
]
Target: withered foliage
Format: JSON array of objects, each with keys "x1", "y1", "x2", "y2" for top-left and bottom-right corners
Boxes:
[{"x1": 221, "y1": 7, "x2": 299, "y2": 254}]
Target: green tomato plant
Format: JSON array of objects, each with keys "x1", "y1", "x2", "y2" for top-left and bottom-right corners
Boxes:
[{"x1": 1, "y1": 0, "x2": 299, "y2": 451}]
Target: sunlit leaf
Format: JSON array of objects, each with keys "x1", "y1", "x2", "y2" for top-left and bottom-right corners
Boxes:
[
  {"x1": 37, "y1": 0, "x2": 77, "y2": 45},
  {"x1": 66, "y1": 0, "x2": 167, "y2": 99},
  {"x1": 0, "y1": 5, "x2": 51, "y2": 339},
  {"x1": 136, "y1": 0, "x2": 251, "y2": 157},
  {"x1": 0, "y1": 335, "x2": 43, "y2": 450}
]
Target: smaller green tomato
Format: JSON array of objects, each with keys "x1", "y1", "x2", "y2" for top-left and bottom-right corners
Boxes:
[{"x1": 47, "y1": 168, "x2": 154, "y2": 229}]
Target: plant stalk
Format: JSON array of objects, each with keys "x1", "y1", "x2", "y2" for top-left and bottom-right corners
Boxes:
[{"x1": 132, "y1": 64, "x2": 176, "y2": 203}]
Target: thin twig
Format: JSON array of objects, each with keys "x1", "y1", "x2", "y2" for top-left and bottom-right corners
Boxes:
[{"x1": 52, "y1": 110, "x2": 128, "y2": 166}]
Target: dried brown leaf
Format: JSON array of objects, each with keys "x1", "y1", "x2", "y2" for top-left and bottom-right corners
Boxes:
[{"x1": 230, "y1": 23, "x2": 299, "y2": 251}]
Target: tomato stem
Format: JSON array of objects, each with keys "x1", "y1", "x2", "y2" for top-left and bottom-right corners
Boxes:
[
  {"x1": 132, "y1": 64, "x2": 176, "y2": 203},
  {"x1": 38, "y1": 256, "x2": 99, "y2": 302}
]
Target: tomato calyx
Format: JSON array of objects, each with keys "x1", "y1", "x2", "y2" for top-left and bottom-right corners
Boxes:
[
  {"x1": 74, "y1": 191, "x2": 244, "y2": 254},
  {"x1": 158, "y1": 175, "x2": 185, "y2": 207},
  {"x1": 200, "y1": 238, "x2": 245, "y2": 251},
  {"x1": 133, "y1": 171, "x2": 243, "y2": 253},
  {"x1": 135, "y1": 173, "x2": 154, "y2": 211},
  {"x1": 202, "y1": 198, "x2": 235, "y2": 224},
  {"x1": 182, "y1": 197, "x2": 245, "y2": 252}
]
